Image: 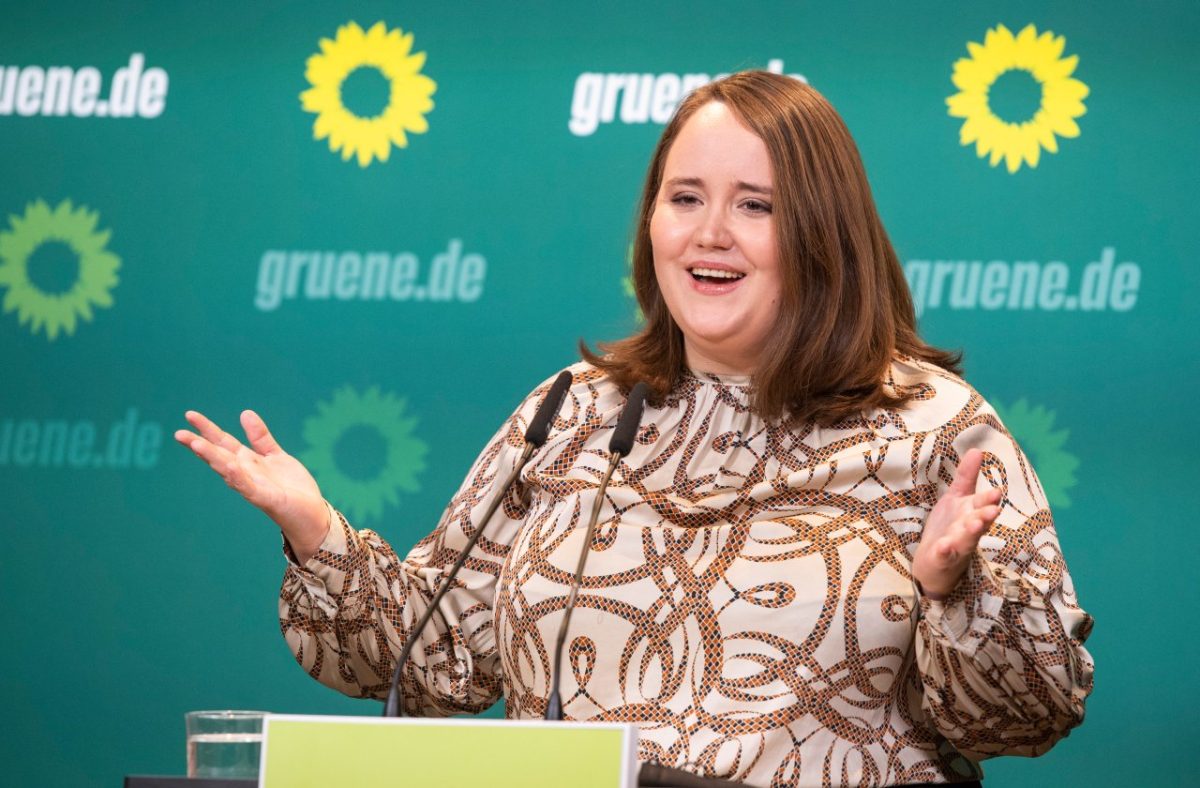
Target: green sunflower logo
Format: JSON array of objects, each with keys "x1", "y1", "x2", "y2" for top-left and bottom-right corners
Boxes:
[
  {"x1": 300, "y1": 385, "x2": 428, "y2": 523},
  {"x1": 994, "y1": 398, "x2": 1079, "y2": 508},
  {"x1": 623, "y1": 242, "x2": 643, "y2": 324},
  {"x1": 0, "y1": 199, "x2": 121, "y2": 340}
]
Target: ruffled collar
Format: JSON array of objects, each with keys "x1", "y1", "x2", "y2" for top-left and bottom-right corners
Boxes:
[{"x1": 683, "y1": 368, "x2": 752, "y2": 387}]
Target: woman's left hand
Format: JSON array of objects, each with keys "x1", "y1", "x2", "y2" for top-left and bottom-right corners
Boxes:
[{"x1": 912, "y1": 448, "x2": 1004, "y2": 599}]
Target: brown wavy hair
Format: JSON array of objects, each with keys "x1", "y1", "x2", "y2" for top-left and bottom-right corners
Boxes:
[{"x1": 581, "y1": 71, "x2": 961, "y2": 425}]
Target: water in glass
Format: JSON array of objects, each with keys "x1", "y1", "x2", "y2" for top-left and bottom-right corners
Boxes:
[{"x1": 187, "y1": 731, "x2": 263, "y2": 778}]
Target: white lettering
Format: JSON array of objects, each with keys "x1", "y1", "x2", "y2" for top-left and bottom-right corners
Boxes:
[
  {"x1": 0, "y1": 67, "x2": 16, "y2": 113},
  {"x1": 255, "y1": 243, "x2": 487, "y2": 310},
  {"x1": 138, "y1": 67, "x2": 169, "y2": 118},
  {"x1": 599, "y1": 75, "x2": 623, "y2": 126},
  {"x1": 569, "y1": 73, "x2": 603, "y2": 136},
  {"x1": 1080, "y1": 247, "x2": 1114, "y2": 311},
  {"x1": 649, "y1": 74, "x2": 680, "y2": 124},
  {"x1": 1038, "y1": 263, "x2": 1069, "y2": 309},
  {"x1": 110, "y1": 53, "x2": 143, "y2": 117},
  {"x1": 1111, "y1": 263, "x2": 1140, "y2": 311},
  {"x1": 389, "y1": 254, "x2": 418, "y2": 299},
  {"x1": 42, "y1": 67, "x2": 73, "y2": 115},
  {"x1": 333, "y1": 252, "x2": 362, "y2": 300},
  {"x1": 904, "y1": 250, "x2": 1142, "y2": 314},
  {"x1": 1009, "y1": 262, "x2": 1039, "y2": 309},
  {"x1": 0, "y1": 410, "x2": 163, "y2": 469},
  {"x1": 568, "y1": 60, "x2": 807, "y2": 136},
  {"x1": 905, "y1": 260, "x2": 930, "y2": 314},
  {"x1": 15, "y1": 66, "x2": 44, "y2": 116},
  {"x1": 70, "y1": 67, "x2": 101, "y2": 115},
  {"x1": 681, "y1": 73, "x2": 711, "y2": 94},
  {"x1": 930, "y1": 261, "x2": 955, "y2": 309},
  {"x1": 304, "y1": 252, "x2": 332, "y2": 299},
  {"x1": 429, "y1": 239, "x2": 462, "y2": 301},
  {"x1": 619, "y1": 74, "x2": 654, "y2": 124},
  {"x1": 978, "y1": 261, "x2": 1009, "y2": 309},
  {"x1": 362, "y1": 253, "x2": 390, "y2": 299},
  {"x1": 0, "y1": 55, "x2": 168, "y2": 118},
  {"x1": 458, "y1": 254, "x2": 486, "y2": 302},
  {"x1": 255, "y1": 251, "x2": 286, "y2": 311}
]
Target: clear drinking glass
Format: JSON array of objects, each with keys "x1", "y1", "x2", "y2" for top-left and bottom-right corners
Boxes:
[{"x1": 185, "y1": 710, "x2": 267, "y2": 778}]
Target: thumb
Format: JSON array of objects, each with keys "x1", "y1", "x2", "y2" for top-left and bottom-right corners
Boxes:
[{"x1": 241, "y1": 409, "x2": 283, "y2": 456}]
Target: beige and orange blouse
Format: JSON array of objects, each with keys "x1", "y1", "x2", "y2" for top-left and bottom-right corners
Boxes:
[{"x1": 280, "y1": 357, "x2": 1094, "y2": 787}]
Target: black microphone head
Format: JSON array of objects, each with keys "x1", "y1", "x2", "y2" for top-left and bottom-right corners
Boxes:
[
  {"x1": 609, "y1": 382, "x2": 649, "y2": 456},
  {"x1": 524, "y1": 370, "x2": 573, "y2": 447}
]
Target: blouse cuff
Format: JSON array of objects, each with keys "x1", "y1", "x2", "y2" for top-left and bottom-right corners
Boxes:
[
  {"x1": 918, "y1": 552, "x2": 1021, "y2": 656},
  {"x1": 281, "y1": 502, "x2": 354, "y2": 601}
]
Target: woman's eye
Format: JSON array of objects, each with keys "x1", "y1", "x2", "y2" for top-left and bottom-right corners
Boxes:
[
  {"x1": 742, "y1": 199, "x2": 772, "y2": 214},
  {"x1": 670, "y1": 193, "x2": 700, "y2": 206}
]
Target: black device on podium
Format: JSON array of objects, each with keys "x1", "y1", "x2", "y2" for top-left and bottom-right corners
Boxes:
[{"x1": 124, "y1": 761, "x2": 753, "y2": 787}]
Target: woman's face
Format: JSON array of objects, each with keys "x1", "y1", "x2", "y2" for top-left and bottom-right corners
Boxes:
[{"x1": 650, "y1": 101, "x2": 782, "y2": 376}]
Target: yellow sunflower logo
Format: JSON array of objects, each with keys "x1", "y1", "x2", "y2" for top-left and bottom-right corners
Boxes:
[
  {"x1": 300, "y1": 21, "x2": 437, "y2": 168},
  {"x1": 0, "y1": 199, "x2": 120, "y2": 340},
  {"x1": 947, "y1": 24, "x2": 1089, "y2": 173},
  {"x1": 300, "y1": 385, "x2": 428, "y2": 524}
]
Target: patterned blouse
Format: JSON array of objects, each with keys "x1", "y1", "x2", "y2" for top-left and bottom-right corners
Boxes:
[{"x1": 280, "y1": 357, "x2": 1094, "y2": 787}]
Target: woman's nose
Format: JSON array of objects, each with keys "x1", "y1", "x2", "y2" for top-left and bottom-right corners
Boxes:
[{"x1": 694, "y1": 208, "x2": 733, "y2": 250}]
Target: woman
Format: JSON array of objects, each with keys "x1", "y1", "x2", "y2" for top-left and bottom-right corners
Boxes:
[{"x1": 176, "y1": 72, "x2": 1094, "y2": 787}]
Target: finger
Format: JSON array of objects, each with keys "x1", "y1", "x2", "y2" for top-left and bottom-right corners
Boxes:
[
  {"x1": 185, "y1": 410, "x2": 245, "y2": 453},
  {"x1": 174, "y1": 429, "x2": 201, "y2": 445},
  {"x1": 975, "y1": 504, "x2": 1001, "y2": 525},
  {"x1": 241, "y1": 409, "x2": 283, "y2": 456},
  {"x1": 951, "y1": 516, "x2": 990, "y2": 556},
  {"x1": 183, "y1": 433, "x2": 249, "y2": 482},
  {"x1": 972, "y1": 487, "x2": 1003, "y2": 508},
  {"x1": 936, "y1": 517, "x2": 987, "y2": 565},
  {"x1": 184, "y1": 432, "x2": 233, "y2": 469},
  {"x1": 948, "y1": 449, "x2": 984, "y2": 497},
  {"x1": 191, "y1": 439, "x2": 263, "y2": 495}
]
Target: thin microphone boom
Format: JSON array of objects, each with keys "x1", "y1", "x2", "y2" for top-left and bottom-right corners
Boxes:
[
  {"x1": 383, "y1": 370, "x2": 573, "y2": 717},
  {"x1": 545, "y1": 382, "x2": 649, "y2": 721}
]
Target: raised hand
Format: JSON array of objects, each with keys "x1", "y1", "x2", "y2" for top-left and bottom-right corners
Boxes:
[
  {"x1": 174, "y1": 409, "x2": 330, "y2": 563},
  {"x1": 912, "y1": 448, "x2": 1004, "y2": 600}
]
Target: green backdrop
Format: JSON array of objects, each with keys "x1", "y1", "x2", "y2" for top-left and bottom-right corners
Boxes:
[{"x1": 2, "y1": 2, "x2": 1196, "y2": 785}]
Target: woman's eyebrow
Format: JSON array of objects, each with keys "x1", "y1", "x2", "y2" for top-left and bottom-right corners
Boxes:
[
  {"x1": 664, "y1": 176, "x2": 773, "y2": 195},
  {"x1": 736, "y1": 180, "x2": 773, "y2": 195}
]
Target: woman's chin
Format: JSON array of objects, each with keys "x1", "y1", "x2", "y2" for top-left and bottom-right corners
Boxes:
[
  {"x1": 680, "y1": 330, "x2": 762, "y2": 371},
  {"x1": 678, "y1": 319, "x2": 751, "y2": 346}
]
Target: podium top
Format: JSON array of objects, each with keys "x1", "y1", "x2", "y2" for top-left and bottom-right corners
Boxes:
[{"x1": 125, "y1": 778, "x2": 254, "y2": 788}]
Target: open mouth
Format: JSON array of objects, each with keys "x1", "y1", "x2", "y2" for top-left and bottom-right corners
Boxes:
[{"x1": 688, "y1": 266, "x2": 746, "y2": 284}]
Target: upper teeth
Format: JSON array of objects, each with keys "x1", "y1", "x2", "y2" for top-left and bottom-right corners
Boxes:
[{"x1": 691, "y1": 267, "x2": 744, "y2": 279}]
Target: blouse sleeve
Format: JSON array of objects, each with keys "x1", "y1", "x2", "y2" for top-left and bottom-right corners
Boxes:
[
  {"x1": 914, "y1": 390, "x2": 1095, "y2": 761},
  {"x1": 277, "y1": 381, "x2": 550, "y2": 717}
]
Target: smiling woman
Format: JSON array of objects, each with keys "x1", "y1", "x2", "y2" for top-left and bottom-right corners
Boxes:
[
  {"x1": 583, "y1": 72, "x2": 961, "y2": 424},
  {"x1": 178, "y1": 69, "x2": 1093, "y2": 788},
  {"x1": 648, "y1": 101, "x2": 782, "y2": 376}
]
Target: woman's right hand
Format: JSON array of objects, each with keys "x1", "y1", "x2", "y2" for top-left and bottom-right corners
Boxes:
[{"x1": 174, "y1": 409, "x2": 330, "y2": 563}]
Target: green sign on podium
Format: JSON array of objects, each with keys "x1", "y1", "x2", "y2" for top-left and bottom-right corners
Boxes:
[{"x1": 260, "y1": 714, "x2": 638, "y2": 788}]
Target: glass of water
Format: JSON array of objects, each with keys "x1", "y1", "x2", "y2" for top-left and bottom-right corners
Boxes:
[{"x1": 185, "y1": 710, "x2": 267, "y2": 778}]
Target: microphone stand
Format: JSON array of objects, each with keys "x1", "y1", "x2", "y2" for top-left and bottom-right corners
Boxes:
[
  {"x1": 383, "y1": 371, "x2": 573, "y2": 717},
  {"x1": 545, "y1": 382, "x2": 648, "y2": 721}
]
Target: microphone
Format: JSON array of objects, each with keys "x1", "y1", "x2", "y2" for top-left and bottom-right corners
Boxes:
[
  {"x1": 383, "y1": 370, "x2": 574, "y2": 717},
  {"x1": 545, "y1": 382, "x2": 649, "y2": 721}
]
